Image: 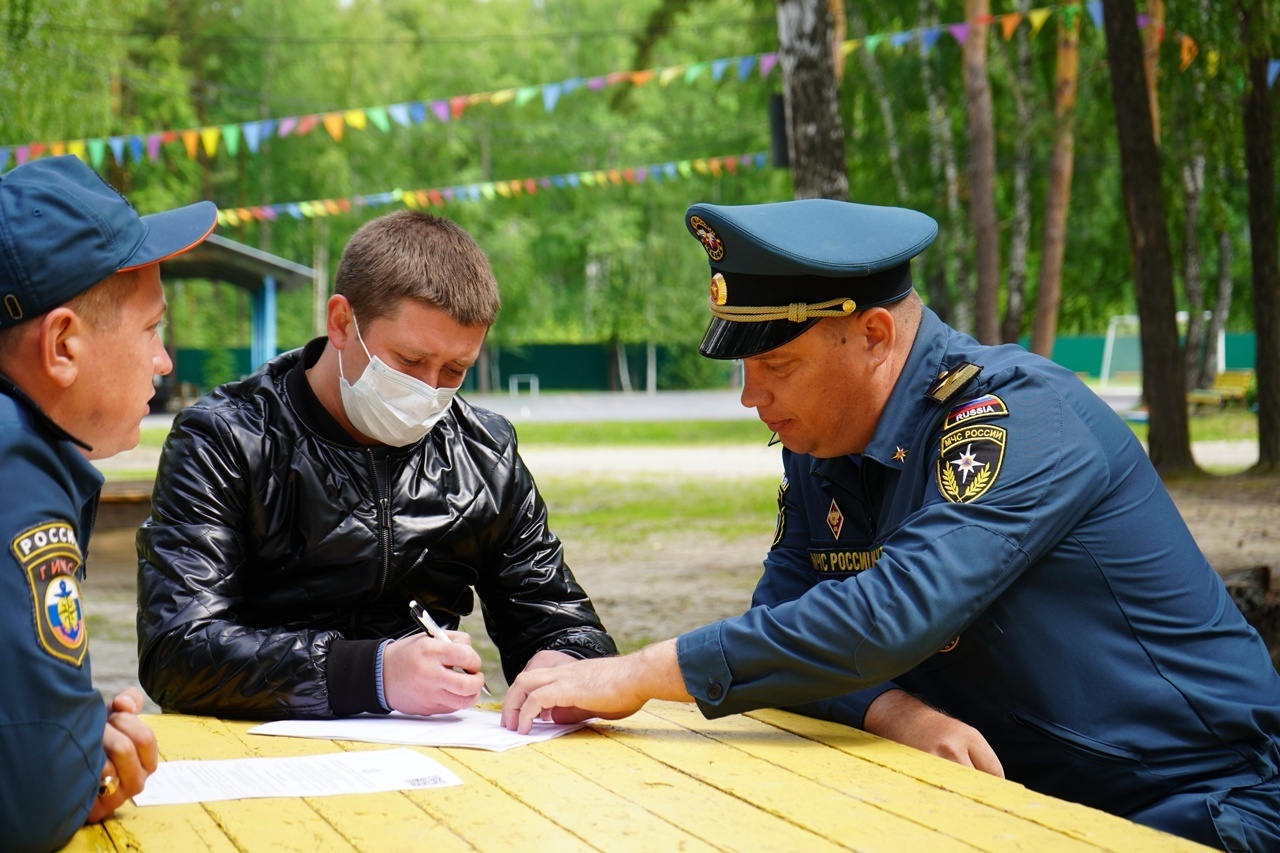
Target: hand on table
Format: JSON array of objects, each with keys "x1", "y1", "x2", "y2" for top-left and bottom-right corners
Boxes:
[
  {"x1": 384, "y1": 629, "x2": 485, "y2": 716},
  {"x1": 863, "y1": 689, "x2": 1004, "y2": 778},
  {"x1": 502, "y1": 639, "x2": 690, "y2": 734},
  {"x1": 87, "y1": 688, "x2": 158, "y2": 823}
]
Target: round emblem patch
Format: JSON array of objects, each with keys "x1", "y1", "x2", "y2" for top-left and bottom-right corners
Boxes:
[
  {"x1": 44, "y1": 575, "x2": 86, "y2": 651},
  {"x1": 936, "y1": 424, "x2": 1006, "y2": 504},
  {"x1": 689, "y1": 215, "x2": 725, "y2": 261}
]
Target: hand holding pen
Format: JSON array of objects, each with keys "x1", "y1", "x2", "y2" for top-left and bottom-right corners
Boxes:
[{"x1": 410, "y1": 600, "x2": 493, "y2": 697}]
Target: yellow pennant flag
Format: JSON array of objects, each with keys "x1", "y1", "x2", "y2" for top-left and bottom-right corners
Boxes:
[
  {"x1": 659, "y1": 66, "x2": 684, "y2": 86},
  {"x1": 840, "y1": 39, "x2": 860, "y2": 57},
  {"x1": 344, "y1": 109, "x2": 367, "y2": 131},
  {"x1": 66, "y1": 140, "x2": 87, "y2": 161},
  {"x1": 200, "y1": 127, "x2": 221, "y2": 158},
  {"x1": 490, "y1": 89, "x2": 517, "y2": 105},
  {"x1": 1028, "y1": 8, "x2": 1051, "y2": 38},
  {"x1": 1206, "y1": 49, "x2": 1219, "y2": 77}
]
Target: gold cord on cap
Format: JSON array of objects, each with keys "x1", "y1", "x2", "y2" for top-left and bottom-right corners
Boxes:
[{"x1": 709, "y1": 297, "x2": 856, "y2": 323}]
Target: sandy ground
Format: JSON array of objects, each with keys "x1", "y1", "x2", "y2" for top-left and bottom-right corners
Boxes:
[{"x1": 82, "y1": 440, "x2": 1274, "y2": 712}]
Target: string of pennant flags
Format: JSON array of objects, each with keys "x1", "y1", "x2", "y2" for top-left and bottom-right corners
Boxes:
[
  {"x1": 213, "y1": 152, "x2": 771, "y2": 227},
  {"x1": 4, "y1": 1, "x2": 1277, "y2": 173}
]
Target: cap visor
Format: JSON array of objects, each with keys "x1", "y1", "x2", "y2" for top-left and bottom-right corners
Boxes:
[
  {"x1": 119, "y1": 200, "x2": 218, "y2": 272},
  {"x1": 698, "y1": 316, "x2": 817, "y2": 360}
]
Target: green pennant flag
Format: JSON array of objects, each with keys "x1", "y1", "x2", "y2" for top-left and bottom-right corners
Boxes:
[
  {"x1": 221, "y1": 125, "x2": 241, "y2": 157},
  {"x1": 366, "y1": 107, "x2": 391, "y2": 133},
  {"x1": 87, "y1": 138, "x2": 107, "y2": 169}
]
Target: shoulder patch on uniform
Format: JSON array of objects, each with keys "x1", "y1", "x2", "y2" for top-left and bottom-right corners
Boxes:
[
  {"x1": 12, "y1": 520, "x2": 87, "y2": 666},
  {"x1": 771, "y1": 474, "x2": 790, "y2": 548},
  {"x1": 926, "y1": 362, "x2": 982, "y2": 404},
  {"x1": 944, "y1": 394, "x2": 1009, "y2": 429},
  {"x1": 936, "y1": 424, "x2": 1006, "y2": 504}
]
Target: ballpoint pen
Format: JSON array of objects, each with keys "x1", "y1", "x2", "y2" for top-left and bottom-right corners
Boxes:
[{"x1": 409, "y1": 599, "x2": 493, "y2": 697}]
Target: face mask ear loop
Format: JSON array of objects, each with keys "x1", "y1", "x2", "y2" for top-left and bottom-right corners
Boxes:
[{"x1": 339, "y1": 309, "x2": 373, "y2": 382}]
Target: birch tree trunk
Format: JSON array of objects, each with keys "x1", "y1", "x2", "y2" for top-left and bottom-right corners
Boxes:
[
  {"x1": 1030, "y1": 11, "x2": 1081, "y2": 359},
  {"x1": 963, "y1": 0, "x2": 1001, "y2": 344},
  {"x1": 777, "y1": 0, "x2": 849, "y2": 201},
  {"x1": 918, "y1": 0, "x2": 970, "y2": 332},
  {"x1": 848, "y1": 8, "x2": 908, "y2": 201},
  {"x1": 1182, "y1": 154, "x2": 1207, "y2": 390},
  {"x1": 1202, "y1": 228, "x2": 1233, "y2": 385}
]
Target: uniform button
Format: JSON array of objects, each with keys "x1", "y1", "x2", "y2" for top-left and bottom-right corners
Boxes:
[{"x1": 706, "y1": 682, "x2": 724, "y2": 701}]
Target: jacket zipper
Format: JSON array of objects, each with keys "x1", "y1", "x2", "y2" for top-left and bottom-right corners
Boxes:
[{"x1": 368, "y1": 449, "x2": 392, "y2": 599}]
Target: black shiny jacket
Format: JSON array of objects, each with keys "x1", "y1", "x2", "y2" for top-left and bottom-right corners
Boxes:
[{"x1": 137, "y1": 339, "x2": 615, "y2": 719}]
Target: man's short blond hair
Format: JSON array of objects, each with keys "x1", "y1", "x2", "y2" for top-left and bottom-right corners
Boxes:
[
  {"x1": 333, "y1": 211, "x2": 500, "y2": 327},
  {"x1": 0, "y1": 270, "x2": 136, "y2": 361}
]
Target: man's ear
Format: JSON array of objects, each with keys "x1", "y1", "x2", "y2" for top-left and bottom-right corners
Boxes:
[
  {"x1": 326, "y1": 294, "x2": 354, "y2": 349},
  {"x1": 39, "y1": 307, "x2": 83, "y2": 389},
  {"x1": 860, "y1": 307, "x2": 897, "y2": 368}
]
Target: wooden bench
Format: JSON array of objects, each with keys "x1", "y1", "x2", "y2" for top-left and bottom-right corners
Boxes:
[{"x1": 1187, "y1": 370, "x2": 1253, "y2": 411}]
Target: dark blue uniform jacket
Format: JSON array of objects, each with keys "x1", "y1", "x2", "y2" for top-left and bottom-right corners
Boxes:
[
  {"x1": 0, "y1": 378, "x2": 105, "y2": 852},
  {"x1": 678, "y1": 309, "x2": 1280, "y2": 844}
]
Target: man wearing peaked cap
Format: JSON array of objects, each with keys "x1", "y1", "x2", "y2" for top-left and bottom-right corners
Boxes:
[
  {"x1": 0, "y1": 155, "x2": 215, "y2": 851},
  {"x1": 505, "y1": 198, "x2": 1280, "y2": 849}
]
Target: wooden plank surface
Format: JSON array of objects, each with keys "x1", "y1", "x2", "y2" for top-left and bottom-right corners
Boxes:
[
  {"x1": 748, "y1": 708, "x2": 1213, "y2": 853},
  {"x1": 64, "y1": 705, "x2": 1213, "y2": 852}
]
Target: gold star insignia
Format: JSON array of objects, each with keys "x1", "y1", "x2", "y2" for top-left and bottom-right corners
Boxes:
[{"x1": 892, "y1": 446, "x2": 908, "y2": 463}]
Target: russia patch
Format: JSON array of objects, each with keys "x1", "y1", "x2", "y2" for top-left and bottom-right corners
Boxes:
[
  {"x1": 944, "y1": 394, "x2": 1009, "y2": 430},
  {"x1": 12, "y1": 520, "x2": 87, "y2": 666}
]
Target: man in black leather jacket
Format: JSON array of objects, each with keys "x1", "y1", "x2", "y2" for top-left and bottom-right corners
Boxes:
[{"x1": 137, "y1": 210, "x2": 616, "y2": 719}]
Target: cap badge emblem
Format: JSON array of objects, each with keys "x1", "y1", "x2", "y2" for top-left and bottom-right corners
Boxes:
[
  {"x1": 689, "y1": 215, "x2": 725, "y2": 261},
  {"x1": 709, "y1": 273, "x2": 728, "y2": 306}
]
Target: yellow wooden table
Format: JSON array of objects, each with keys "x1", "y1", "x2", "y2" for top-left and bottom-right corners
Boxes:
[{"x1": 66, "y1": 702, "x2": 1210, "y2": 852}]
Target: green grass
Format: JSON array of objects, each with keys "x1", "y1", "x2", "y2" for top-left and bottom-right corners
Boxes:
[
  {"x1": 1125, "y1": 408, "x2": 1258, "y2": 444},
  {"x1": 513, "y1": 419, "x2": 773, "y2": 446},
  {"x1": 537, "y1": 474, "x2": 779, "y2": 546}
]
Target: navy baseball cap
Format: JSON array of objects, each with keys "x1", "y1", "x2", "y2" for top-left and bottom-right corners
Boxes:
[
  {"x1": 685, "y1": 199, "x2": 938, "y2": 359},
  {"x1": 0, "y1": 155, "x2": 217, "y2": 329}
]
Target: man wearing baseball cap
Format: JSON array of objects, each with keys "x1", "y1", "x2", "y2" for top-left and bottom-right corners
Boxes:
[
  {"x1": 0, "y1": 155, "x2": 215, "y2": 851},
  {"x1": 504, "y1": 199, "x2": 1280, "y2": 849}
]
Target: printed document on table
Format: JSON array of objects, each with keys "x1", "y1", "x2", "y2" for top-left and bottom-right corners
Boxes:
[
  {"x1": 132, "y1": 748, "x2": 461, "y2": 806},
  {"x1": 248, "y1": 708, "x2": 588, "y2": 751}
]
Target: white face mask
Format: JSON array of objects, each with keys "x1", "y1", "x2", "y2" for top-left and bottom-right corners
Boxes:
[{"x1": 338, "y1": 313, "x2": 458, "y2": 446}]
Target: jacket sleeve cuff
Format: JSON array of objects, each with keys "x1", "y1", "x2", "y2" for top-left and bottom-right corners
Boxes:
[
  {"x1": 545, "y1": 631, "x2": 618, "y2": 660},
  {"x1": 788, "y1": 682, "x2": 900, "y2": 730},
  {"x1": 326, "y1": 639, "x2": 389, "y2": 717}
]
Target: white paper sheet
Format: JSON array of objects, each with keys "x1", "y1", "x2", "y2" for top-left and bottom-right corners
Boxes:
[
  {"x1": 132, "y1": 748, "x2": 461, "y2": 806},
  {"x1": 247, "y1": 708, "x2": 588, "y2": 751}
]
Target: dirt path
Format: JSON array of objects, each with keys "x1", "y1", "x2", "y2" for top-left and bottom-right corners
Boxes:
[{"x1": 82, "y1": 442, "x2": 1277, "y2": 710}]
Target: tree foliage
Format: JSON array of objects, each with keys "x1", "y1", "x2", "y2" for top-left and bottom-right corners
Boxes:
[{"x1": 0, "y1": 0, "x2": 1272, "y2": 399}]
